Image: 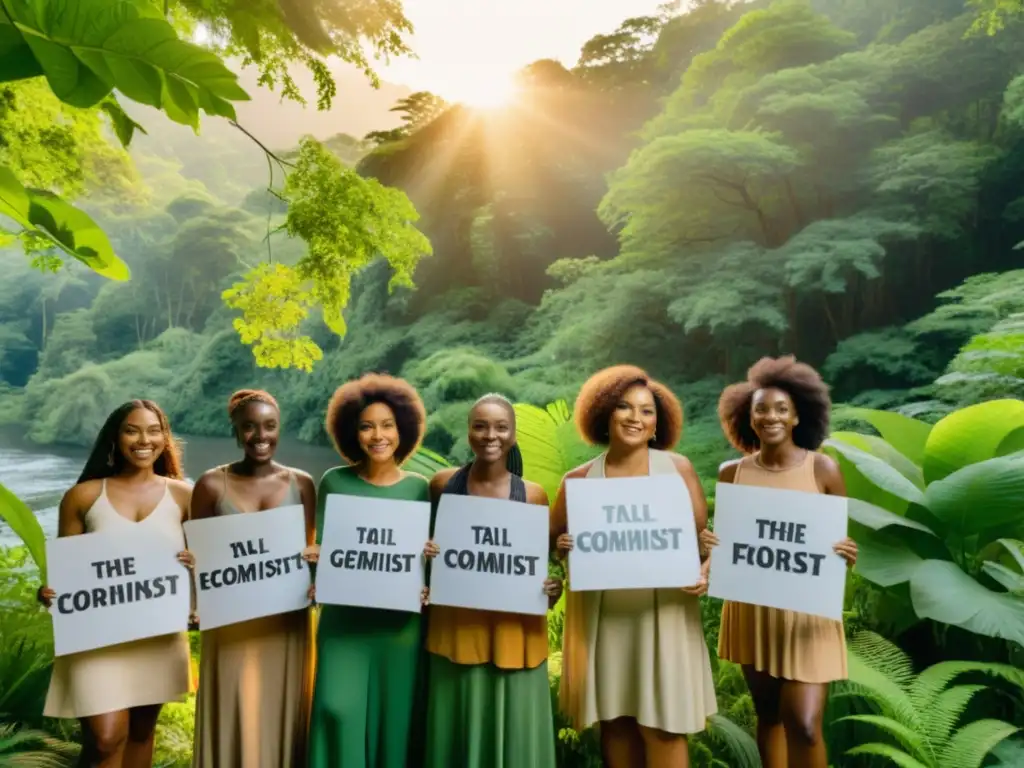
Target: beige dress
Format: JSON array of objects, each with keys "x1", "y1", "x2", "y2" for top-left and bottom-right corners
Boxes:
[
  {"x1": 191, "y1": 469, "x2": 314, "y2": 768},
  {"x1": 559, "y1": 449, "x2": 718, "y2": 735},
  {"x1": 717, "y1": 453, "x2": 848, "y2": 683},
  {"x1": 44, "y1": 480, "x2": 192, "y2": 719}
]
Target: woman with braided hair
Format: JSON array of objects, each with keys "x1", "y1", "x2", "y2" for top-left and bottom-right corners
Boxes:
[
  {"x1": 189, "y1": 389, "x2": 318, "y2": 768},
  {"x1": 701, "y1": 356, "x2": 857, "y2": 768},
  {"x1": 421, "y1": 393, "x2": 562, "y2": 767}
]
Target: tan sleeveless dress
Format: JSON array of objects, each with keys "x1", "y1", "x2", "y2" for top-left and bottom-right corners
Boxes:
[
  {"x1": 559, "y1": 449, "x2": 718, "y2": 735},
  {"x1": 717, "y1": 453, "x2": 848, "y2": 683},
  {"x1": 191, "y1": 468, "x2": 314, "y2": 768},
  {"x1": 43, "y1": 480, "x2": 192, "y2": 719}
]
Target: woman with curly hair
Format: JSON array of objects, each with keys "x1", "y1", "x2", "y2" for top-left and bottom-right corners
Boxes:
[
  {"x1": 189, "y1": 390, "x2": 318, "y2": 768},
  {"x1": 552, "y1": 366, "x2": 717, "y2": 768},
  {"x1": 421, "y1": 393, "x2": 562, "y2": 767},
  {"x1": 38, "y1": 400, "x2": 193, "y2": 768},
  {"x1": 702, "y1": 356, "x2": 857, "y2": 768},
  {"x1": 306, "y1": 373, "x2": 432, "y2": 768}
]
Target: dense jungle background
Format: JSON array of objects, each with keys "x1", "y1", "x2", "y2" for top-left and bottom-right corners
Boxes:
[{"x1": 2, "y1": 0, "x2": 1024, "y2": 765}]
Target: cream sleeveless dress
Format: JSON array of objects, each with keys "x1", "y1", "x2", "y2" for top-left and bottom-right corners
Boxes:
[
  {"x1": 191, "y1": 468, "x2": 314, "y2": 768},
  {"x1": 43, "y1": 479, "x2": 192, "y2": 719},
  {"x1": 717, "y1": 453, "x2": 847, "y2": 682},
  {"x1": 559, "y1": 449, "x2": 717, "y2": 735}
]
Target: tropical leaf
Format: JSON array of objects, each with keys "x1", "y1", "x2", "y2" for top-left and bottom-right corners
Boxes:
[
  {"x1": 846, "y1": 632, "x2": 918, "y2": 725},
  {"x1": 926, "y1": 685, "x2": 987, "y2": 748},
  {"x1": 923, "y1": 399, "x2": 1024, "y2": 484},
  {"x1": 831, "y1": 431, "x2": 925, "y2": 489},
  {"x1": 852, "y1": 526, "x2": 924, "y2": 587},
  {"x1": 0, "y1": 481, "x2": 46, "y2": 579},
  {"x1": 403, "y1": 446, "x2": 452, "y2": 477},
  {"x1": 922, "y1": 453, "x2": 1024, "y2": 536},
  {"x1": 0, "y1": 165, "x2": 130, "y2": 281},
  {"x1": 842, "y1": 407, "x2": 933, "y2": 466},
  {"x1": 0, "y1": 723, "x2": 78, "y2": 767},
  {"x1": 909, "y1": 560, "x2": 1024, "y2": 645},
  {"x1": 1, "y1": 0, "x2": 249, "y2": 127},
  {"x1": 942, "y1": 720, "x2": 1019, "y2": 768},
  {"x1": 704, "y1": 713, "x2": 760, "y2": 768},
  {"x1": 845, "y1": 742, "x2": 930, "y2": 768},
  {"x1": 514, "y1": 400, "x2": 574, "y2": 501},
  {"x1": 848, "y1": 498, "x2": 936, "y2": 534},
  {"x1": 99, "y1": 95, "x2": 147, "y2": 147},
  {"x1": 982, "y1": 562, "x2": 1024, "y2": 593},
  {"x1": 836, "y1": 714, "x2": 927, "y2": 759},
  {"x1": 824, "y1": 438, "x2": 925, "y2": 506}
]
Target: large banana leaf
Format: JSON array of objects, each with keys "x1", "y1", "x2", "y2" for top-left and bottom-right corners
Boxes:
[
  {"x1": 513, "y1": 400, "x2": 576, "y2": 501},
  {"x1": 824, "y1": 437, "x2": 925, "y2": 508},
  {"x1": 841, "y1": 407, "x2": 933, "y2": 467},
  {"x1": 0, "y1": 0, "x2": 249, "y2": 128},
  {"x1": 403, "y1": 446, "x2": 452, "y2": 478},
  {"x1": 922, "y1": 399, "x2": 1024, "y2": 484},
  {"x1": 923, "y1": 453, "x2": 1024, "y2": 537},
  {"x1": 0, "y1": 481, "x2": 46, "y2": 580}
]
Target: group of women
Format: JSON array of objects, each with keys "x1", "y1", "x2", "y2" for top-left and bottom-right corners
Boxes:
[{"x1": 34, "y1": 355, "x2": 857, "y2": 768}]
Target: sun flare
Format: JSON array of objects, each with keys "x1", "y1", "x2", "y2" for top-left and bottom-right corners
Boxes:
[{"x1": 444, "y1": 70, "x2": 519, "y2": 110}]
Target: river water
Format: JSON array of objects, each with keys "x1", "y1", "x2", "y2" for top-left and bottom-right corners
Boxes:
[{"x1": 0, "y1": 426, "x2": 339, "y2": 548}]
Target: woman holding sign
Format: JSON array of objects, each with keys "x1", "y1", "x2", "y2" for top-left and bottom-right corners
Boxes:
[
  {"x1": 704, "y1": 356, "x2": 857, "y2": 768},
  {"x1": 189, "y1": 390, "x2": 318, "y2": 768},
  {"x1": 307, "y1": 373, "x2": 432, "y2": 768},
  {"x1": 37, "y1": 400, "x2": 193, "y2": 768},
  {"x1": 422, "y1": 393, "x2": 562, "y2": 768},
  {"x1": 552, "y1": 366, "x2": 717, "y2": 768}
]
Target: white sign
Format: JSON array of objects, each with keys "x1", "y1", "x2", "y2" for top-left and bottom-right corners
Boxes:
[
  {"x1": 47, "y1": 525, "x2": 190, "y2": 656},
  {"x1": 566, "y1": 473, "x2": 702, "y2": 591},
  {"x1": 707, "y1": 483, "x2": 849, "y2": 620},
  {"x1": 184, "y1": 505, "x2": 311, "y2": 630},
  {"x1": 429, "y1": 494, "x2": 549, "y2": 616},
  {"x1": 316, "y1": 494, "x2": 431, "y2": 613}
]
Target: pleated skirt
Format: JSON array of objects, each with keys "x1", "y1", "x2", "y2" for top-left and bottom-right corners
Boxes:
[{"x1": 718, "y1": 601, "x2": 847, "y2": 683}]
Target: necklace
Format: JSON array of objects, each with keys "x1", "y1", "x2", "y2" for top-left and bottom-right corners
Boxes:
[{"x1": 754, "y1": 449, "x2": 808, "y2": 473}]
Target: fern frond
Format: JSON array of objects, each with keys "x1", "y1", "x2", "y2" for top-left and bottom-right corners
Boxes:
[
  {"x1": 912, "y1": 662, "x2": 1024, "y2": 712},
  {"x1": 847, "y1": 742, "x2": 931, "y2": 768},
  {"x1": 836, "y1": 714, "x2": 929, "y2": 760},
  {"x1": 847, "y1": 647, "x2": 919, "y2": 728},
  {"x1": 941, "y1": 720, "x2": 1019, "y2": 768},
  {"x1": 705, "y1": 713, "x2": 760, "y2": 768},
  {"x1": 925, "y1": 684, "x2": 986, "y2": 749}
]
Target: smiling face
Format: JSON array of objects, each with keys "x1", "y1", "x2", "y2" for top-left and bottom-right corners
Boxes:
[
  {"x1": 608, "y1": 384, "x2": 658, "y2": 449},
  {"x1": 117, "y1": 407, "x2": 166, "y2": 470},
  {"x1": 750, "y1": 387, "x2": 799, "y2": 448},
  {"x1": 234, "y1": 401, "x2": 279, "y2": 464},
  {"x1": 357, "y1": 402, "x2": 400, "y2": 464},
  {"x1": 468, "y1": 401, "x2": 514, "y2": 465}
]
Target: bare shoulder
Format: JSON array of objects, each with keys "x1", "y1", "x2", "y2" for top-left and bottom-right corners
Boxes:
[
  {"x1": 563, "y1": 461, "x2": 595, "y2": 482},
  {"x1": 524, "y1": 479, "x2": 550, "y2": 506},
  {"x1": 813, "y1": 451, "x2": 841, "y2": 476},
  {"x1": 167, "y1": 478, "x2": 193, "y2": 505},
  {"x1": 430, "y1": 467, "x2": 458, "y2": 494},
  {"x1": 63, "y1": 479, "x2": 102, "y2": 510},
  {"x1": 718, "y1": 458, "x2": 742, "y2": 483},
  {"x1": 290, "y1": 469, "x2": 316, "y2": 491},
  {"x1": 668, "y1": 452, "x2": 696, "y2": 474}
]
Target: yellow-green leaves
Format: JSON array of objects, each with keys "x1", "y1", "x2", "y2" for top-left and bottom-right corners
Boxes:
[
  {"x1": 0, "y1": 0, "x2": 249, "y2": 130},
  {"x1": 0, "y1": 164, "x2": 130, "y2": 279},
  {"x1": 223, "y1": 138, "x2": 432, "y2": 371}
]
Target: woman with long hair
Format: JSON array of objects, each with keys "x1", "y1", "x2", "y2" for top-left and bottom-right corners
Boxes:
[
  {"x1": 37, "y1": 400, "x2": 193, "y2": 768},
  {"x1": 189, "y1": 389, "x2": 317, "y2": 768},
  {"x1": 421, "y1": 393, "x2": 562, "y2": 767},
  {"x1": 306, "y1": 373, "x2": 432, "y2": 768},
  {"x1": 701, "y1": 356, "x2": 857, "y2": 768},
  {"x1": 552, "y1": 366, "x2": 717, "y2": 768}
]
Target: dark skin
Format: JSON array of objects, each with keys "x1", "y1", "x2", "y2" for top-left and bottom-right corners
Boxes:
[
  {"x1": 700, "y1": 386, "x2": 857, "y2": 768},
  {"x1": 550, "y1": 385, "x2": 710, "y2": 768},
  {"x1": 37, "y1": 407, "x2": 193, "y2": 768},
  {"x1": 422, "y1": 401, "x2": 562, "y2": 606},
  {"x1": 306, "y1": 401, "x2": 431, "y2": 605},
  {"x1": 184, "y1": 400, "x2": 318, "y2": 606}
]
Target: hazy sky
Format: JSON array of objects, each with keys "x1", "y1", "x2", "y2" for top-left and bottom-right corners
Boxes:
[{"x1": 376, "y1": 0, "x2": 668, "y2": 103}]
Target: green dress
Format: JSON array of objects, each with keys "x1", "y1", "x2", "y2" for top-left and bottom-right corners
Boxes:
[{"x1": 307, "y1": 466, "x2": 430, "y2": 768}]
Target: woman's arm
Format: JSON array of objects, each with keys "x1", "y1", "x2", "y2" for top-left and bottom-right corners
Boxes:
[{"x1": 39, "y1": 484, "x2": 92, "y2": 605}]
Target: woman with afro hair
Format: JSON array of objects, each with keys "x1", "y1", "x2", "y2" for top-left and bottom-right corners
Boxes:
[
  {"x1": 701, "y1": 356, "x2": 857, "y2": 768},
  {"x1": 306, "y1": 374, "x2": 433, "y2": 768},
  {"x1": 551, "y1": 366, "x2": 717, "y2": 768},
  {"x1": 188, "y1": 390, "x2": 318, "y2": 768}
]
